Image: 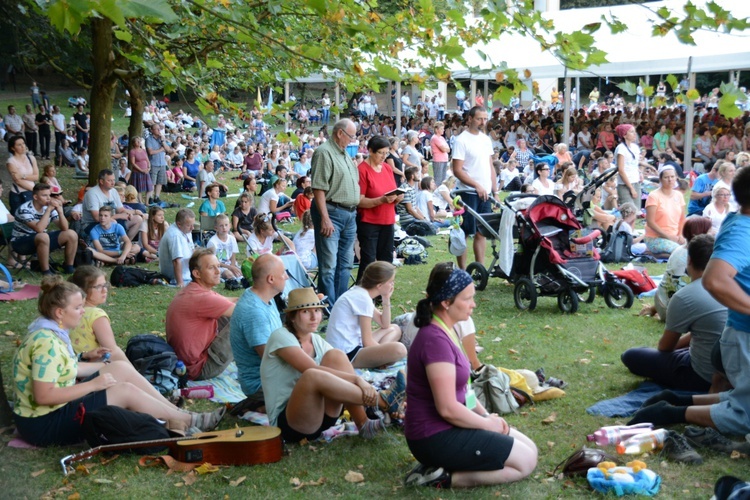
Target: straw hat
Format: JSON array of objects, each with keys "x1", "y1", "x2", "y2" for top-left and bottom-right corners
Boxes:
[{"x1": 284, "y1": 288, "x2": 326, "y2": 313}]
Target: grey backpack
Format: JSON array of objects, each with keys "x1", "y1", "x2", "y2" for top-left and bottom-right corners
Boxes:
[{"x1": 472, "y1": 364, "x2": 519, "y2": 415}]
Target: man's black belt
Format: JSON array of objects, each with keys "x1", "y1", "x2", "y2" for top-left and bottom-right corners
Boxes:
[{"x1": 327, "y1": 201, "x2": 357, "y2": 212}]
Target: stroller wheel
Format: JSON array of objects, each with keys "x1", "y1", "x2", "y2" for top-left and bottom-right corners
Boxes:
[
  {"x1": 466, "y1": 262, "x2": 489, "y2": 291},
  {"x1": 514, "y1": 278, "x2": 537, "y2": 311},
  {"x1": 604, "y1": 282, "x2": 634, "y2": 309},
  {"x1": 557, "y1": 289, "x2": 579, "y2": 314},
  {"x1": 579, "y1": 285, "x2": 597, "y2": 304}
]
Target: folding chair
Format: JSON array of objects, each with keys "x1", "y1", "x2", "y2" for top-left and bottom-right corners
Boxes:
[
  {"x1": 199, "y1": 215, "x2": 216, "y2": 247},
  {"x1": 1, "y1": 222, "x2": 35, "y2": 279}
]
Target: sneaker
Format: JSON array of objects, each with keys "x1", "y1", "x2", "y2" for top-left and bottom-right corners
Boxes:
[
  {"x1": 191, "y1": 406, "x2": 226, "y2": 432},
  {"x1": 358, "y1": 417, "x2": 386, "y2": 439},
  {"x1": 404, "y1": 463, "x2": 451, "y2": 488},
  {"x1": 684, "y1": 425, "x2": 750, "y2": 455},
  {"x1": 661, "y1": 430, "x2": 703, "y2": 464},
  {"x1": 379, "y1": 369, "x2": 406, "y2": 416}
]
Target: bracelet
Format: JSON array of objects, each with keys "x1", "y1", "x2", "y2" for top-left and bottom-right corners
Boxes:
[
  {"x1": 77, "y1": 352, "x2": 86, "y2": 362},
  {"x1": 481, "y1": 413, "x2": 490, "y2": 418}
]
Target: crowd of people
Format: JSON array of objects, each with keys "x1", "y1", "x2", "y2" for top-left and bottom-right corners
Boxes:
[{"x1": 3, "y1": 84, "x2": 750, "y2": 489}]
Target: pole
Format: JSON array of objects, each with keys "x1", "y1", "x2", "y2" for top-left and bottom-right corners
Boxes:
[
  {"x1": 470, "y1": 79, "x2": 477, "y2": 109},
  {"x1": 563, "y1": 72, "x2": 571, "y2": 147},
  {"x1": 684, "y1": 57, "x2": 695, "y2": 173},
  {"x1": 335, "y1": 82, "x2": 340, "y2": 122},
  {"x1": 284, "y1": 82, "x2": 290, "y2": 131},
  {"x1": 395, "y1": 80, "x2": 402, "y2": 138}
]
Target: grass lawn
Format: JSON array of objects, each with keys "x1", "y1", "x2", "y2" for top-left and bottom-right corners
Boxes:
[{"x1": 0, "y1": 90, "x2": 747, "y2": 498}]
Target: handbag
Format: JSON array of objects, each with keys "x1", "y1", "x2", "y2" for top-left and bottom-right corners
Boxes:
[
  {"x1": 613, "y1": 267, "x2": 656, "y2": 295},
  {"x1": 472, "y1": 364, "x2": 519, "y2": 415},
  {"x1": 553, "y1": 447, "x2": 621, "y2": 478}
]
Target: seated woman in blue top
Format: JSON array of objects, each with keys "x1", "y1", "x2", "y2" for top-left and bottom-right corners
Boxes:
[
  {"x1": 199, "y1": 183, "x2": 226, "y2": 217},
  {"x1": 404, "y1": 263, "x2": 537, "y2": 489},
  {"x1": 260, "y1": 288, "x2": 405, "y2": 443}
]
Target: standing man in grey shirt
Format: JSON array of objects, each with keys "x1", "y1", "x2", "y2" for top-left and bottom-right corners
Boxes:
[
  {"x1": 145, "y1": 124, "x2": 172, "y2": 204},
  {"x1": 309, "y1": 119, "x2": 360, "y2": 304}
]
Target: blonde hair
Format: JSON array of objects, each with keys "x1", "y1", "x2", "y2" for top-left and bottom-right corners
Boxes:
[{"x1": 124, "y1": 185, "x2": 138, "y2": 202}]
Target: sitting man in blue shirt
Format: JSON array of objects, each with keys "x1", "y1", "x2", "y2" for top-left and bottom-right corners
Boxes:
[{"x1": 229, "y1": 254, "x2": 288, "y2": 413}]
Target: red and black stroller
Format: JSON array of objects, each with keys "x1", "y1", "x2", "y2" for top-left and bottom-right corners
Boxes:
[{"x1": 510, "y1": 194, "x2": 633, "y2": 313}]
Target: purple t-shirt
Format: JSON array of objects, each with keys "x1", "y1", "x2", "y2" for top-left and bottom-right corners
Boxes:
[{"x1": 405, "y1": 323, "x2": 470, "y2": 441}]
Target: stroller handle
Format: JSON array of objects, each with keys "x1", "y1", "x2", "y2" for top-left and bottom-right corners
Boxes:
[{"x1": 451, "y1": 189, "x2": 502, "y2": 208}]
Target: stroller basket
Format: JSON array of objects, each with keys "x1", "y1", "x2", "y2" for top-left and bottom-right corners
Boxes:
[{"x1": 476, "y1": 212, "x2": 503, "y2": 239}]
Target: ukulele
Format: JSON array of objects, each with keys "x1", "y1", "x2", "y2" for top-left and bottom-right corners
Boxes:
[{"x1": 60, "y1": 426, "x2": 282, "y2": 475}]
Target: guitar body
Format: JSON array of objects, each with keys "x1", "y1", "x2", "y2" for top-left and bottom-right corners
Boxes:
[{"x1": 170, "y1": 427, "x2": 283, "y2": 466}]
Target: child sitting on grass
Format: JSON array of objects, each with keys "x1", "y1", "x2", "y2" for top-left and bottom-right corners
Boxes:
[
  {"x1": 292, "y1": 210, "x2": 317, "y2": 269},
  {"x1": 89, "y1": 206, "x2": 141, "y2": 265},
  {"x1": 207, "y1": 213, "x2": 242, "y2": 281}
]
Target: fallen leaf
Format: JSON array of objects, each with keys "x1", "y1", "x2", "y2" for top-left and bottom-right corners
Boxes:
[
  {"x1": 498, "y1": 323, "x2": 507, "y2": 328},
  {"x1": 183, "y1": 472, "x2": 197, "y2": 486},
  {"x1": 579, "y1": 358, "x2": 591, "y2": 365},
  {"x1": 345, "y1": 470, "x2": 364, "y2": 483},
  {"x1": 543, "y1": 325, "x2": 552, "y2": 330},
  {"x1": 68, "y1": 493, "x2": 80, "y2": 500},
  {"x1": 174, "y1": 482, "x2": 184, "y2": 487},
  {"x1": 357, "y1": 464, "x2": 364, "y2": 469},
  {"x1": 492, "y1": 337, "x2": 502, "y2": 342},
  {"x1": 230, "y1": 476, "x2": 246, "y2": 487},
  {"x1": 93, "y1": 479, "x2": 113, "y2": 484},
  {"x1": 584, "y1": 350, "x2": 594, "y2": 354},
  {"x1": 292, "y1": 477, "x2": 326, "y2": 490},
  {"x1": 31, "y1": 469, "x2": 46, "y2": 477},
  {"x1": 75, "y1": 464, "x2": 90, "y2": 476},
  {"x1": 484, "y1": 355, "x2": 493, "y2": 360},
  {"x1": 731, "y1": 450, "x2": 746, "y2": 459},
  {"x1": 542, "y1": 413, "x2": 557, "y2": 425},
  {"x1": 195, "y1": 463, "x2": 219, "y2": 474},
  {"x1": 0, "y1": 320, "x2": 7, "y2": 324},
  {"x1": 4, "y1": 330, "x2": 15, "y2": 336},
  {"x1": 508, "y1": 348, "x2": 519, "y2": 354},
  {"x1": 546, "y1": 441, "x2": 555, "y2": 449},
  {"x1": 290, "y1": 477, "x2": 301, "y2": 487},
  {"x1": 100, "y1": 454, "x2": 120, "y2": 466}
]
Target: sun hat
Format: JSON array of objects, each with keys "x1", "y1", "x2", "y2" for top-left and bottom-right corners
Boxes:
[{"x1": 284, "y1": 287, "x2": 326, "y2": 313}]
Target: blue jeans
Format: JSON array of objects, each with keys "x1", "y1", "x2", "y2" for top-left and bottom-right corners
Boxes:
[
  {"x1": 311, "y1": 202, "x2": 356, "y2": 304},
  {"x1": 321, "y1": 108, "x2": 330, "y2": 125},
  {"x1": 711, "y1": 325, "x2": 750, "y2": 435}
]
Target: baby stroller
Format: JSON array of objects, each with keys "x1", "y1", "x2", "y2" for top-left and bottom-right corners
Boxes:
[{"x1": 509, "y1": 194, "x2": 633, "y2": 313}]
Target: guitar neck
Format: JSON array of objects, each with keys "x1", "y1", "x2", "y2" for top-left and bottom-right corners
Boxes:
[{"x1": 61, "y1": 435, "x2": 194, "y2": 475}]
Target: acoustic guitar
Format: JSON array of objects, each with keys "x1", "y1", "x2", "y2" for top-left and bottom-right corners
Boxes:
[{"x1": 61, "y1": 426, "x2": 282, "y2": 475}]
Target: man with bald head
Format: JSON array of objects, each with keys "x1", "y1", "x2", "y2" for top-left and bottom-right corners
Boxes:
[
  {"x1": 309, "y1": 118, "x2": 360, "y2": 304},
  {"x1": 230, "y1": 254, "x2": 289, "y2": 409}
]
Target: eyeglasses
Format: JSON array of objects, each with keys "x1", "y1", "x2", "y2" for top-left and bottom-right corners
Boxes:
[
  {"x1": 91, "y1": 283, "x2": 110, "y2": 291},
  {"x1": 341, "y1": 130, "x2": 357, "y2": 141}
]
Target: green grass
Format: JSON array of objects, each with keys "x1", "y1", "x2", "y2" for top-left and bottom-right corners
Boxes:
[{"x1": 1, "y1": 90, "x2": 746, "y2": 498}]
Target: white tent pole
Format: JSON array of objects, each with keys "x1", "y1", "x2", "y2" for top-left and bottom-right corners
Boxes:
[
  {"x1": 644, "y1": 75, "x2": 649, "y2": 109},
  {"x1": 684, "y1": 58, "x2": 695, "y2": 173},
  {"x1": 335, "y1": 82, "x2": 340, "y2": 122},
  {"x1": 387, "y1": 81, "x2": 393, "y2": 117},
  {"x1": 284, "y1": 82, "x2": 290, "y2": 130},
  {"x1": 484, "y1": 79, "x2": 489, "y2": 109},
  {"x1": 575, "y1": 77, "x2": 580, "y2": 110},
  {"x1": 396, "y1": 80, "x2": 402, "y2": 138},
  {"x1": 563, "y1": 73, "x2": 571, "y2": 147},
  {"x1": 470, "y1": 79, "x2": 477, "y2": 109}
]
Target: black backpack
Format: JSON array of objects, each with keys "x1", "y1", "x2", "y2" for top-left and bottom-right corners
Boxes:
[
  {"x1": 404, "y1": 220, "x2": 437, "y2": 237},
  {"x1": 125, "y1": 334, "x2": 180, "y2": 395},
  {"x1": 600, "y1": 221, "x2": 634, "y2": 264},
  {"x1": 82, "y1": 405, "x2": 170, "y2": 454},
  {"x1": 110, "y1": 266, "x2": 169, "y2": 287}
]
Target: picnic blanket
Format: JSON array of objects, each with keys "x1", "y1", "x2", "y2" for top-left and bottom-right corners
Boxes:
[
  {"x1": 0, "y1": 285, "x2": 41, "y2": 302},
  {"x1": 185, "y1": 362, "x2": 245, "y2": 404},
  {"x1": 586, "y1": 381, "x2": 699, "y2": 417}
]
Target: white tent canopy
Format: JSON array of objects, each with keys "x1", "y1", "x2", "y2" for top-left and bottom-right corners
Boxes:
[{"x1": 452, "y1": 0, "x2": 750, "y2": 80}]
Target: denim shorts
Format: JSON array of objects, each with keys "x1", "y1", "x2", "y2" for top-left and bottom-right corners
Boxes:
[{"x1": 711, "y1": 325, "x2": 750, "y2": 435}]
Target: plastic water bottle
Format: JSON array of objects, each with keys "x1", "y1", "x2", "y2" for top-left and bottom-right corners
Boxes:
[
  {"x1": 174, "y1": 360, "x2": 187, "y2": 377},
  {"x1": 172, "y1": 385, "x2": 214, "y2": 400},
  {"x1": 587, "y1": 423, "x2": 654, "y2": 446},
  {"x1": 616, "y1": 429, "x2": 669, "y2": 454}
]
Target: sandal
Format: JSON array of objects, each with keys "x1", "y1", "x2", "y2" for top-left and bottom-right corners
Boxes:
[{"x1": 547, "y1": 377, "x2": 568, "y2": 389}]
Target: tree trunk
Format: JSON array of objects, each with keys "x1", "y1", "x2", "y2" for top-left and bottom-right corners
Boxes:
[
  {"x1": 0, "y1": 368, "x2": 13, "y2": 427},
  {"x1": 87, "y1": 17, "x2": 118, "y2": 185},
  {"x1": 123, "y1": 79, "x2": 145, "y2": 158}
]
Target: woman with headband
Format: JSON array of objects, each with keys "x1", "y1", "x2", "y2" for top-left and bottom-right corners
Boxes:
[{"x1": 403, "y1": 263, "x2": 537, "y2": 489}]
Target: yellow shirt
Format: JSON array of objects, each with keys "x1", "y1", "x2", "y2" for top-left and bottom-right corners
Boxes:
[
  {"x1": 13, "y1": 329, "x2": 77, "y2": 418},
  {"x1": 69, "y1": 307, "x2": 109, "y2": 354}
]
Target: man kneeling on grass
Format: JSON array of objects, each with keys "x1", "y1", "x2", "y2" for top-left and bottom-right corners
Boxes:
[
  {"x1": 89, "y1": 206, "x2": 141, "y2": 265},
  {"x1": 621, "y1": 234, "x2": 726, "y2": 392}
]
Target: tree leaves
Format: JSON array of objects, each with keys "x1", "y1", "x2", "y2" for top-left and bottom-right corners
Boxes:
[{"x1": 616, "y1": 81, "x2": 636, "y2": 96}]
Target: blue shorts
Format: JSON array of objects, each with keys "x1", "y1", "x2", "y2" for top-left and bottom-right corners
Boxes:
[
  {"x1": 459, "y1": 193, "x2": 493, "y2": 237},
  {"x1": 12, "y1": 230, "x2": 64, "y2": 256}
]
